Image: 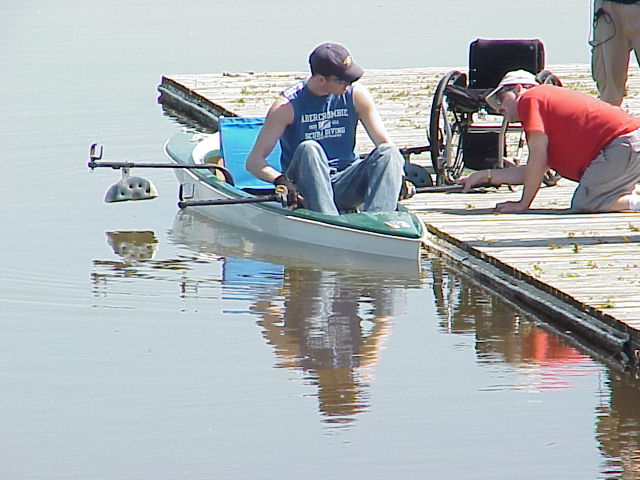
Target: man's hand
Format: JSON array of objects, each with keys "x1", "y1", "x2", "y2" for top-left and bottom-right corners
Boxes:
[
  {"x1": 274, "y1": 174, "x2": 299, "y2": 207},
  {"x1": 457, "y1": 171, "x2": 487, "y2": 192},
  {"x1": 495, "y1": 200, "x2": 529, "y2": 213}
]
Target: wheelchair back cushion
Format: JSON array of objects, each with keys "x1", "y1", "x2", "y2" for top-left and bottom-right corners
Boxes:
[
  {"x1": 468, "y1": 39, "x2": 545, "y2": 89},
  {"x1": 219, "y1": 116, "x2": 283, "y2": 190}
]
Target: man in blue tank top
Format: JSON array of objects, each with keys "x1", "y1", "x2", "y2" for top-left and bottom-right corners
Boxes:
[{"x1": 246, "y1": 42, "x2": 404, "y2": 215}]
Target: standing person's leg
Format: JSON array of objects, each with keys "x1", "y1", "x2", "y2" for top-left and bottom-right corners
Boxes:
[
  {"x1": 591, "y1": 1, "x2": 632, "y2": 105},
  {"x1": 628, "y1": 2, "x2": 640, "y2": 82},
  {"x1": 285, "y1": 140, "x2": 339, "y2": 215},
  {"x1": 332, "y1": 143, "x2": 404, "y2": 212}
]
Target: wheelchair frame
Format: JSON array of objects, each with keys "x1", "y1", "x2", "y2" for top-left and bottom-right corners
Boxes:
[{"x1": 427, "y1": 38, "x2": 562, "y2": 186}]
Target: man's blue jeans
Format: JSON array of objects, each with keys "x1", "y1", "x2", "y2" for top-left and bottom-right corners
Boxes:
[{"x1": 284, "y1": 140, "x2": 404, "y2": 215}]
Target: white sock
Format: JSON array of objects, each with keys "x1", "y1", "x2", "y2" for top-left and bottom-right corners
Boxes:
[{"x1": 629, "y1": 194, "x2": 640, "y2": 211}]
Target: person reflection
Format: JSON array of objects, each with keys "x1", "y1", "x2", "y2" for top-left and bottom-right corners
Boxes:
[
  {"x1": 431, "y1": 259, "x2": 590, "y2": 383},
  {"x1": 596, "y1": 371, "x2": 640, "y2": 477},
  {"x1": 246, "y1": 265, "x2": 407, "y2": 426},
  {"x1": 432, "y1": 259, "x2": 640, "y2": 477}
]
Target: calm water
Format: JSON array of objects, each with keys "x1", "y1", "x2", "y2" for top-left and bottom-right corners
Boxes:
[{"x1": 2, "y1": 1, "x2": 640, "y2": 478}]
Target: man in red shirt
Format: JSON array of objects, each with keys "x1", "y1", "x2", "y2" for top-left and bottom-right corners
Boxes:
[{"x1": 458, "y1": 70, "x2": 640, "y2": 213}]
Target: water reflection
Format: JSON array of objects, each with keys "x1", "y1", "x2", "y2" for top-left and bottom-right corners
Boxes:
[
  {"x1": 168, "y1": 210, "x2": 422, "y2": 427},
  {"x1": 251, "y1": 266, "x2": 404, "y2": 425},
  {"x1": 91, "y1": 230, "x2": 194, "y2": 296},
  {"x1": 105, "y1": 231, "x2": 158, "y2": 261},
  {"x1": 89, "y1": 213, "x2": 640, "y2": 474},
  {"x1": 431, "y1": 258, "x2": 595, "y2": 390},
  {"x1": 92, "y1": 231, "x2": 162, "y2": 292},
  {"x1": 598, "y1": 371, "x2": 640, "y2": 478},
  {"x1": 92, "y1": 212, "x2": 423, "y2": 427},
  {"x1": 430, "y1": 258, "x2": 640, "y2": 477}
]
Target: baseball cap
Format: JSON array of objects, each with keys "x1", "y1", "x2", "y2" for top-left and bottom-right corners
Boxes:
[
  {"x1": 485, "y1": 70, "x2": 538, "y2": 111},
  {"x1": 309, "y1": 42, "x2": 364, "y2": 83}
]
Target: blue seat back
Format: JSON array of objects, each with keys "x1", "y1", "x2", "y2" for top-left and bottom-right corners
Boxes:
[{"x1": 219, "y1": 117, "x2": 282, "y2": 190}]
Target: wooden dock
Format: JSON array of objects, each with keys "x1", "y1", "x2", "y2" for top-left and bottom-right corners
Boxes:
[{"x1": 157, "y1": 64, "x2": 640, "y2": 365}]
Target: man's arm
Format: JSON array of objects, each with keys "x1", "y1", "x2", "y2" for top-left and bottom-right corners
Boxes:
[
  {"x1": 246, "y1": 97, "x2": 293, "y2": 183},
  {"x1": 495, "y1": 131, "x2": 549, "y2": 213},
  {"x1": 457, "y1": 131, "x2": 549, "y2": 213},
  {"x1": 458, "y1": 164, "x2": 527, "y2": 191},
  {"x1": 353, "y1": 84, "x2": 392, "y2": 146}
]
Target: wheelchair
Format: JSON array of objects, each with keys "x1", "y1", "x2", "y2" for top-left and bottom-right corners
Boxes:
[{"x1": 427, "y1": 38, "x2": 562, "y2": 186}]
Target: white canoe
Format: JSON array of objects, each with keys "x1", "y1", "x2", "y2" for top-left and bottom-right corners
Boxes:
[
  {"x1": 169, "y1": 209, "x2": 423, "y2": 277},
  {"x1": 164, "y1": 131, "x2": 425, "y2": 262}
]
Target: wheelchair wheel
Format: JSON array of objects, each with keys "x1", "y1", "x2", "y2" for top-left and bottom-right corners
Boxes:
[
  {"x1": 429, "y1": 71, "x2": 468, "y2": 185},
  {"x1": 536, "y1": 69, "x2": 563, "y2": 87},
  {"x1": 543, "y1": 169, "x2": 561, "y2": 186},
  {"x1": 536, "y1": 70, "x2": 562, "y2": 187}
]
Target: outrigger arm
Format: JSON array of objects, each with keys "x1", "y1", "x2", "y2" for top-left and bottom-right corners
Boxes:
[{"x1": 87, "y1": 143, "x2": 235, "y2": 203}]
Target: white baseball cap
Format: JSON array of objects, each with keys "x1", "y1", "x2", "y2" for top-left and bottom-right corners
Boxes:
[{"x1": 485, "y1": 70, "x2": 538, "y2": 111}]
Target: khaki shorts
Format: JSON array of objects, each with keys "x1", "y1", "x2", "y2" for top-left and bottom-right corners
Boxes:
[{"x1": 571, "y1": 128, "x2": 640, "y2": 212}]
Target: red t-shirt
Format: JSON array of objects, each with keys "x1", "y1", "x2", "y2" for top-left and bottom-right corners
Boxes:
[{"x1": 517, "y1": 85, "x2": 640, "y2": 181}]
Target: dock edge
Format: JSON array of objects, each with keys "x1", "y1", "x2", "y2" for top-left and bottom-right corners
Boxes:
[
  {"x1": 157, "y1": 75, "x2": 238, "y2": 130},
  {"x1": 424, "y1": 225, "x2": 640, "y2": 368}
]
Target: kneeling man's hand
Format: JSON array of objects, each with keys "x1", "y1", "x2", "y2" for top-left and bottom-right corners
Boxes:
[
  {"x1": 495, "y1": 200, "x2": 529, "y2": 213},
  {"x1": 457, "y1": 171, "x2": 485, "y2": 192}
]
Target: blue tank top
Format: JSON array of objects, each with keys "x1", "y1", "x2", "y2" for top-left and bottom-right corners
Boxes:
[{"x1": 279, "y1": 80, "x2": 358, "y2": 171}]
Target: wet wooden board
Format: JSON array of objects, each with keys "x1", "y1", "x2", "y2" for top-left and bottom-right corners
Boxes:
[{"x1": 158, "y1": 63, "x2": 640, "y2": 356}]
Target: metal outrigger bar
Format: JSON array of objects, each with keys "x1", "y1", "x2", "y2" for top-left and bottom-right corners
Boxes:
[
  {"x1": 88, "y1": 143, "x2": 235, "y2": 204},
  {"x1": 88, "y1": 143, "x2": 158, "y2": 203}
]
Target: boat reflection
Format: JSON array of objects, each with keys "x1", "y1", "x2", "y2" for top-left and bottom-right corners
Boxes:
[
  {"x1": 92, "y1": 215, "x2": 420, "y2": 427},
  {"x1": 170, "y1": 211, "x2": 423, "y2": 425},
  {"x1": 106, "y1": 231, "x2": 158, "y2": 261},
  {"x1": 91, "y1": 230, "x2": 194, "y2": 293},
  {"x1": 168, "y1": 210, "x2": 423, "y2": 427},
  {"x1": 91, "y1": 231, "x2": 161, "y2": 290}
]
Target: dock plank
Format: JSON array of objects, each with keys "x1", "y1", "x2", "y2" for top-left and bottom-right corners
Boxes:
[{"x1": 159, "y1": 63, "x2": 640, "y2": 363}]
